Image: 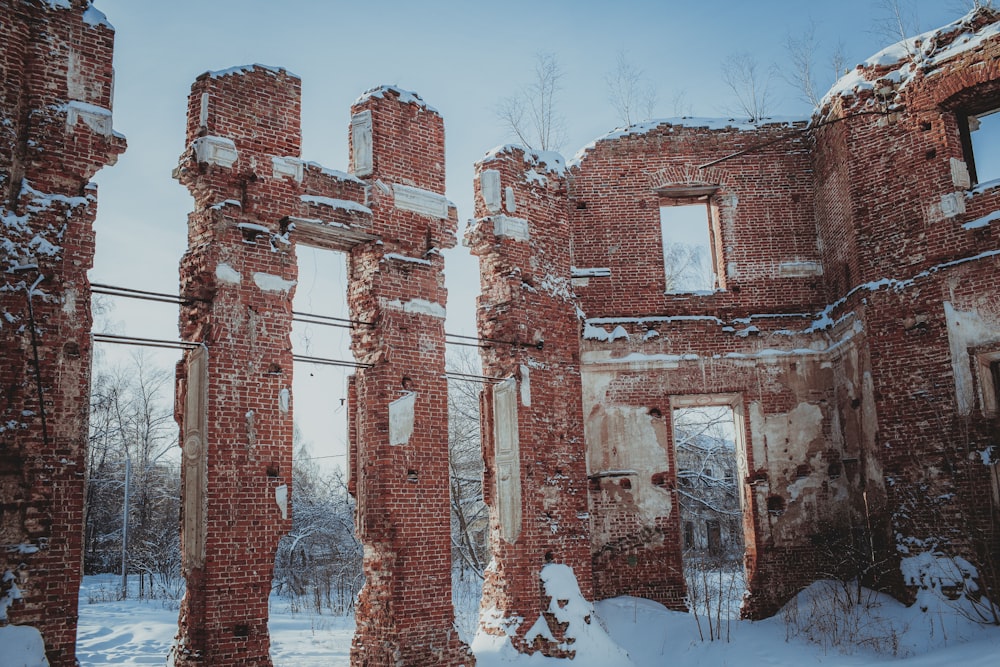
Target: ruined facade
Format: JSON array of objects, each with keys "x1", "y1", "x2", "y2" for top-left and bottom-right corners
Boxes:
[
  {"x1": 469, "y1": 7, "x2": 1000, "y2": 623},
  {"x1": 171, "y1": 69, "x2": 470, "y2": 665},
  {"x1": 0, "y1": 2, "x2": 124, "y2": 665},
  {"x1": 2, "y1": 1, "x2": 1000, "y2": 665}
]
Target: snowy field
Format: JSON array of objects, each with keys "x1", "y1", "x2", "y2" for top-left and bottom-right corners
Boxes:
[{"x1": 49, "y1": 571, "x2": 1000, "y2": 666}]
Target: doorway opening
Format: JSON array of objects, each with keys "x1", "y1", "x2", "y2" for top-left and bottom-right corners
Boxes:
[{"x1": 671, "y1": 396, "x2": 749, "y2": 624}]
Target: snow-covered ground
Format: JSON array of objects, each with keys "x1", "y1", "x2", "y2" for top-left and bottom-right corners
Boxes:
[{"x1": 18, "y1": 574, "x2": 995, "y2": 666}]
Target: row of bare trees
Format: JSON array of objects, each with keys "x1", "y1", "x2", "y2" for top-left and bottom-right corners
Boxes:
[
  {"x1": 86, "y1": 353, "x2": 181, "y2": 599},
  {"x1": 497, "y1": 1, "x2": 995, "y2": 146}
]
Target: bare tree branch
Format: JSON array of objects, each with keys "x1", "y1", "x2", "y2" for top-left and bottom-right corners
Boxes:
[
  {"x1": 720, "y1": 52, "x2": 773, "y2": 122},
  {"x1": 606, "y1": 50, "x2": 658, "y2": 126},
  {"x1": 496, "y1": 52, "x2": 567, "y2": 151}
]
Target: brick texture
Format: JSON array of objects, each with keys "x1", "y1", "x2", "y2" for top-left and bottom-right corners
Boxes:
[{"x1": 0, "y1": 2, "x2": 124, "y2": 665}]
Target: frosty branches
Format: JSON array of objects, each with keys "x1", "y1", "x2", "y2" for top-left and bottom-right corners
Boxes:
[
  {"x1": 605, "y1": 50, "x2": 657, "y2": 126},
  {"x1": 496, "y1": 52, "x2": 567, "y2": 151},
  {"x1": 720, "y1": 52, "x2": 773, "y2": 122}
]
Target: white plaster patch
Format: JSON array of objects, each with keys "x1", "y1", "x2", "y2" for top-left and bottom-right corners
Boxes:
[
  {"x1": 778, "y1": 260, "x2": 824, "y2": 277},
  {"x1": 951, "y1": 158, "x2": 971, "y2": 189},
  {"x1": 253, "y1": 272, "x2": 296, "y2": 293},
  {"x1": 275, "y1": 484, "x2": 288, "y2": 520},
  {"x1": 215, "y1": 262, "x2": 241, "y2": 285},
  {"x1": 520, "y1": 364, "x2": 531, "y2": 406},
  {"x1": 494, "y1": 378, "x2": 522, "y2": 543},
  {"x1": 272, "y1": 156, "x2": 304, "y2": 182},
  {"x1": 351, "y1": 110, "x2": 373, "y2": 176},
  {"x1": 65, "y1": 100, "x2": 112, "y2": 136},
  {"x1": 278, "y1": 387, "x2": 290, "y2": 414},
  {"x1": 935, "y1": 191, "x2": 967, "y2": 220},
  {"x1": 382, "y1": 298, "x2": 446, "y2": 319},
  {"x1": 392, "y1": 183, "x2": 449, "y2": 219},
  {"x1": 944, "y1": 301, "x2": 1000, "y2": 415},
  {"x1": 191, "y1": 135, "x2": 238, "y2": 168},
  {"x1": 389, "y1": 392, "x2": 416, "y2": 446},
  {"x1": 62, "y1": 288, "x2": 76, "y2": 315},
  {"x1": 199, "y1": 92, "x2": 210, "y2": 127},
  {"x1": 493, "y1": 215, "x2": 529, "y2": 241},
  {"x1": 481, "y1": 169, "x2": 502, "y2": 213},
  {"x1": 504, "y1": 186, "x2": 516, "y2": 213}
]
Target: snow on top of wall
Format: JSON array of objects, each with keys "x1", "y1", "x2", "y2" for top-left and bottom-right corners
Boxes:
[
  {"x1": 821, "y1": 8, "x2": 1000, "y2": 108},
  {"x1": 300, "y1": 161, "x2": 366, "y2": 185},
  {"x1": 207, "y1": 64, "x2": 298, "y2": 80},
  {"x1": 569, "y1": 116, "x2": 807, "y2": 167},
  {"x1": 353, "y1": 85, "x2": 438, "y2": 113},
  {"x1": 963, "y1": 209, "x2": 1000, "y2": 230},
  {"x1": 482, "y1": 145, "x2": 567, "y2": 177},
  {"x1": 300, "y1": 195, "x2": 372, "y2": 215},
  {"x1": 83, "y1": 4, "x2": 112, "y2": 28}
]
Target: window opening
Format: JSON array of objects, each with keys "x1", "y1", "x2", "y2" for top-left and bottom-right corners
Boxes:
[
  {"x1": 659, "y1": 203, "x2": 717, "y2": 293},
  {"x1": 672, "y1": 401, "x2": 747, "y2": 620},
  {"x1": 960, "y1": 107, "x2": 1000, "y2": 187},
  {"x1": 272, "y1": 245, "x2": 363, "y2": 618}
]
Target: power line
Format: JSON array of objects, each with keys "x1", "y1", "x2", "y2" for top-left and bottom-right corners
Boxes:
[
  {"x1": 91, "y1": 281, "x2": 537, "y2": 350},
  {"x1": 92, "y1": 332, "x2": 197, "y2": 351}
]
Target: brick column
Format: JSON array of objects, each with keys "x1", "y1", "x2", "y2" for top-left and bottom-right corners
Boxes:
[
  {"x1": 346, "y1": 86, "x2": 473, "y2": 665},
  {"x1": 172, "y1": 65, "x2": 369, "y2": 666},
  {"x1": 466, "y1": 146, "x2": 591, "y2": 655},
  {"x1": 0, "y1": 2, "x2": 124, "y2": 665}
]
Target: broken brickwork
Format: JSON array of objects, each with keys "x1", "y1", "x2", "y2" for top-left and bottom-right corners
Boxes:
[
  {"x1": 345, "y1": 87, "x2": 472, "y2": 666},
  {"x1": 172, "y1": 69, "x2": 469, "y2": 664},
  {"x1": 470, "y1": 7, "x2": 1000, "y2": 620},
  {"x1": 0, "y1": 1, "x2": 124, "y2": 665},
  {"x1": 466, "y1": 147, "x2": 592, "y2": 655}
]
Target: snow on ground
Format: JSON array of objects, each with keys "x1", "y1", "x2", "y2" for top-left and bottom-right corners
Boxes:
[{"x1": 67, "y1": 574, "x2": 1000, "y2": 666}]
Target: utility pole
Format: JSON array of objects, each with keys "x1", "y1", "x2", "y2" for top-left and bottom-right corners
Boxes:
[{"x1": 120, "y1": 455, "x2": 131, "y2": 600}]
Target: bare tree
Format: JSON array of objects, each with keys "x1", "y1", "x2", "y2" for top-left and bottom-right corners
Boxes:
[
  {"x1": 784, "y1": 22, "x2": 821, "y2": 108},
  {"x1": 447, "y1": 350, "x2": 489, "y2": 580},
  {"x1": 720, "y1": 52, "x2": 773, "y2": 122},
  {"x1": 85, "y1": 352, "x2": 180, "y2": 599},
  {"x1": 872, "y1": 0, "x2": 920, "y2": 46},
  {"x1": 663, "y1": 242, "x2": 714, "y2": 293},
  {"x1": 672, "y1": 89, "x2": 694, "y2": 117},
  {"x1": 606, "y1": 50, "x2": 658, "y2": 126},
  {"x1": 783, "y1": 23, "x2": 851, "y2": 109},
  {"x1": 496, "y1": 52, "x2": 567, "y2": 151},
  {"x1": 273, "y1": 436, "x2": 362, "y2": 614}
]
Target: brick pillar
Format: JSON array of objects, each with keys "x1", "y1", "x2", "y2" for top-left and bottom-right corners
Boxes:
[
  {"x1": 346, "y1": 86, "x2": 473, "y2": 665},
  {"x1": 0, "y1": 2, "x2": 124, "y2": 665},
  {"x1": 172, "y1": 64, "x2": 369, "y2": 665},
  {"x1": 466, "y1": 147, "x2": 592, "y2": 655}
]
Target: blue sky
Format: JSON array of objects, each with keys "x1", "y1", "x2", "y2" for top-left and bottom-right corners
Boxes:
[{"x1": 88, "y1": 0, "x2": 979, "y2": 464}]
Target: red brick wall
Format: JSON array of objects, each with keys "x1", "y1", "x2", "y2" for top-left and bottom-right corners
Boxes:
[
  {"x1": 569, "y1": 121, "x2": 824, "y2": 319},
  {"x1": 345, "y1": 87, "x2": 471, "y2": 666},
  {"x1": 0, "y1": 2, "x2": 124, "y2": 665},
  {"x1": 467, "y1": 147, "x2": 593, "y2": 654}
]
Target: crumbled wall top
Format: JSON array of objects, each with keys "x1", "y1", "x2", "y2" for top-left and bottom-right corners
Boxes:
[
  {"x1": 481, "y1": 144, "x2": 567, "y2": 176},
  {"x1": 568, "y1": 116, "x2": 807, "y2": 168},
  {"x1": 353, "y1": 84, "x2": 439, "y2": 114},
  {"x1": 206, "y1": 63, "x2": 298, "y2": 80},
  {"x1": 819, "y1": 7, "x2": 1000, "y2": 115}
]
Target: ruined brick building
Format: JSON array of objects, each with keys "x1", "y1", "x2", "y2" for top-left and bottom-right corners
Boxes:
[{"x1": 2, "y1": 0, "x2": 999, "y2": 665}]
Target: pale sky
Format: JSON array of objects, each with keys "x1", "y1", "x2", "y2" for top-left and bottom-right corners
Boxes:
[{"x1": 87, "y1": 0, "x2": 979, "y2": 466}]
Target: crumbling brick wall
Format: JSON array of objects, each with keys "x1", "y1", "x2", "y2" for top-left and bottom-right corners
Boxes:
[
  {"x1": 173, "y1": 73, "x2": 470, "y2": 665},
  {"x1": 0, "y1": 2, "x2": 124, "y2": 664},
  {"x1": 345, "y1": 86, "x2": 472, "y2": 666},
  {"x1": 559, "y1": 6, "x2": 1000, "y2": 617},
  {"x1": 810, "y1": 7, "x2": 1000, "y2": 603},
  {"x1": 466, "y1": 146, "x2": 592, "y2": 655}
]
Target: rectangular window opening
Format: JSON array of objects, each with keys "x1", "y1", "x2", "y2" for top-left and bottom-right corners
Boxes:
[
  {"x1": 659, "y1": 202, "x2": 720, "y2": 293},
  {"x1": 961, "y1": 106, "x2": 1000, "y2": 187}
]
